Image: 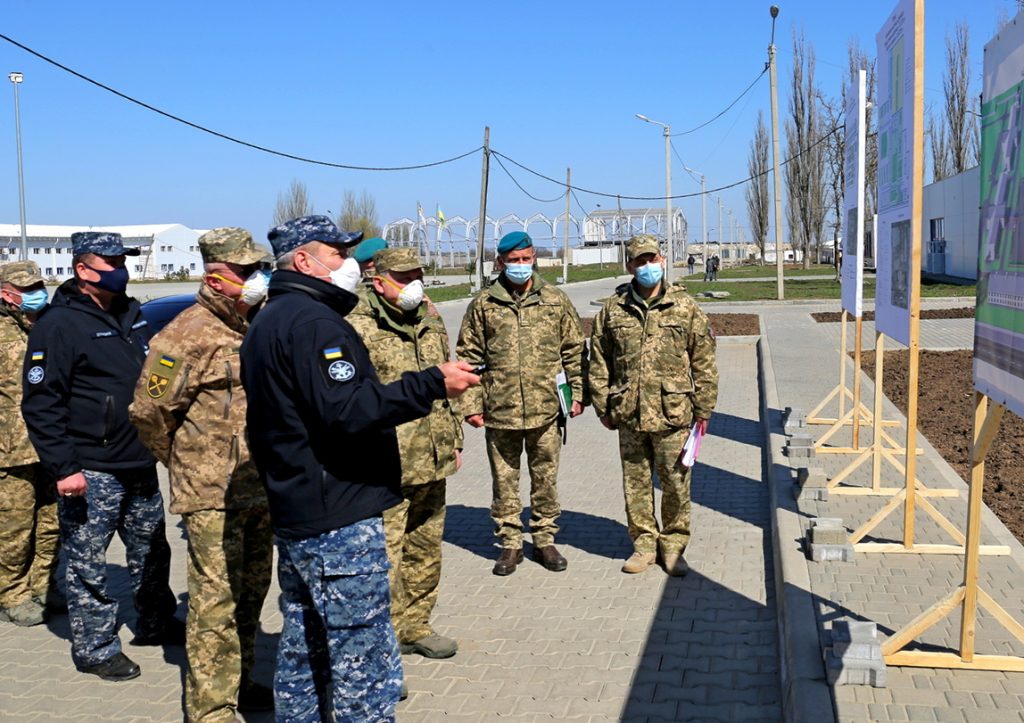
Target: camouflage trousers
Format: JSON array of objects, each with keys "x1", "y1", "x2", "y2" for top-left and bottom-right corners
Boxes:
[
  {"x1": 183, "y1": 505, "x2": 273, "y2": 723},
  {"x1": 57, "y1": 467, "x2": 176, "y2": 668},
  {"x1": 0, "y1": 464, "x2": 60, "y2": 609},
  {"x1": 618, "y1": 426, "x2": 692, "y2": 557},
  {"x1": 384, "y1": 479, "x2": 445, "y2": 644},
  {"x1": 275, "y1": 516, "x2": 401, "y2": 723},
  {"x1": 485, "y1": 422, "x2": 561, "y2": 549}
]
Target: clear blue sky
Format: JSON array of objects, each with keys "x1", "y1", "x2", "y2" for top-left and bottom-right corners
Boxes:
[{"x1": 0, "y1": 0, "x2": 1015, "y2": 246}]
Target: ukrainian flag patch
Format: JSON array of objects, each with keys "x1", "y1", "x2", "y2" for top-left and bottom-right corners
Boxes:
[
  {"x1": 158, "y1": 355, "x2": 176, "y2": 368},
  {"x1": 323, "y1": 347, "x2": 343, "y2": 360},
  {"x1": 31, "y1": 351, "x2": 44, "y2": 361}
]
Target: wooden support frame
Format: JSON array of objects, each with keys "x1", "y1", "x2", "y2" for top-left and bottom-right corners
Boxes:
[{"x1": 881, "y1": 393, "x2": 1024, "y2": 671}]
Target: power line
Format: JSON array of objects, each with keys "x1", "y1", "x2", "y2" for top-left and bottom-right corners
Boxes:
[
  {"x1": 670, "y1": 68, "x2": 767, "y2": 137},
  {"x1": 491, "y1": 152, "x2": 567, "y2": 203},
  {"x1": 0, "y1": 32, "x2": 482, "y2": 172}
]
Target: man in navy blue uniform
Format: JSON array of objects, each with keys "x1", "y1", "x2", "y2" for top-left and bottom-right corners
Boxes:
[
  {"x1": 21, "y1": 231, "x2": 182, "y2": 682},
  {"x1": 240, "y1": 215, "x2": 479, "y2": 722}
]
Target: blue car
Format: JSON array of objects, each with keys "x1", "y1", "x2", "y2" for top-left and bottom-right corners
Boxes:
[{"x1": 139, "y1": 293, "x2": 196, "y2": 335}]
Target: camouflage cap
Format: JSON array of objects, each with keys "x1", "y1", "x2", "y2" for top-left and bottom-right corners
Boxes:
[
  {"x1": 352, "y1": 237, "x2": 388, "y2": 264},
  {"x1": 199, "y1": 227, "x2": 271, "y2": 266},
  {"x1": 71, "y1": 231, "x2": 141, "y2": 257},
  {"x1": 374, "y1": 247, "x2": 422, "y2": 274},
  {"x1": 267, "y1": 215, "x2": 363, "y2": 258},
  {"x1": 626, "y1": 235, "x2": 662, "y2": 261},
  {"x1": 0, "y1": 260, "x2": 43, "y2": 287}
]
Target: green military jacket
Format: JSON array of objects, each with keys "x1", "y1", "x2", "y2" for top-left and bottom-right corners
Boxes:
[
  {"x1": 457, "y1": 272, "x2": 586, "y2": 430},
  {"x1": 0, "y1": 305, "x2": 38, "y2": 468},
  {"x1": 589, "y1": 281, "x2": 718, "y2": 432},
  {"x1": 347, "y1": 290, "x2": 463, "y2": 486},
  {"x1": 130, "y1": 283, "x2": 265, "y2": 514}
]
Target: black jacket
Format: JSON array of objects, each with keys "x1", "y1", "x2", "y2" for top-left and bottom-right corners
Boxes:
[
  {"x1": 21, "y1": 280, "x2": 156, "y2": 480},
  {"x1": 240, "y1": 270, "x2": 446, "y2": 540}
]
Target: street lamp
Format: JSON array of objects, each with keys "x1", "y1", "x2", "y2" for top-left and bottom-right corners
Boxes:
[
  {"x1": 635, "y1": 114, "x2": 674, "y2": 283},
  {"x1": 681, "y1": 162, "x2": 708, "y2": 276},
  {"x1": 767, "y1": 5, "x2": 785, "y2": 299},
  {"x1": 9, "y1": 71, "x2": 27, "y2": 261}
]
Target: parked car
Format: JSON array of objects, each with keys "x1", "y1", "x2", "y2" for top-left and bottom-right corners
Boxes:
[{"x1": 140, "y1": 293, "x2": 196, "y2": 335}]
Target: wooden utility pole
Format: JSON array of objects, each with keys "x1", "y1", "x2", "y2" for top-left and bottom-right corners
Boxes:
[{"x1": 475, "y1": 127, "x2": 490, "y2": 290}]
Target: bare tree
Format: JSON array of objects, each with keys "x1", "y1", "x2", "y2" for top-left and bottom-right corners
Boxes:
[
  {"x1": 931, "y1": 21, "x2": 979, "y2": 181},
  {"x1": 274, "y1": 179, "x2": 313, "y2": 225},
  {"x1": 820, "y1": 92, "x2": 844, "y2": 280},
  {"x1": 337, "y1": 190, "x2": 381, "y2": 238},
  {"x1": 784, "y1": 30, "x2": 828, "y2": 268},
  {"x1": 745, "y1": 111, "x2": 770, "y2": 265}
]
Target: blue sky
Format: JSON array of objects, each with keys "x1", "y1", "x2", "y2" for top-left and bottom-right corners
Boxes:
[{"x1": 0, "y1": 0, "x2": 1015, "y2": 246}]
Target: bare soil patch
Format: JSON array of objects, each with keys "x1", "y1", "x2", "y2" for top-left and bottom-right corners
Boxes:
[
  {"x1": 581, "y1": 313, "x2": 760, "y2": 338},
  {"x1": 860, "y1": 349, "x2": 1024, "y2": 542},
  {"x1": 813, "y1": 307, "x2": 975, "y2": 323}
]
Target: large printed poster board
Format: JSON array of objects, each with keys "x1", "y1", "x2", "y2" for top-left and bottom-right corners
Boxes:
[
  {"x1": 842, "y1": 69, "x2": 867, "y2": 317},
  {"x1": 975, "y1": 17, "x2": 1024, "y2": 420},
  {"x1": 874, "y1": 0, "x2": 915, "y2": 345}
]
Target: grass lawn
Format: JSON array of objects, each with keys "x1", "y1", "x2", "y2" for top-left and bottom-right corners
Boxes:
[
  {"x1": 684, "y1": 277, "x2": 976, "y2": 302},
  {"x1": 679, "y1": 263, "x2": 837, "y2": 280}
]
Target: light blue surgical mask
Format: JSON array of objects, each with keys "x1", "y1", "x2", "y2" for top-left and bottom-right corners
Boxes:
[
  {"x1": 18, "y1": 289, "x2": 48, "y2": 313},
  {"x1": 634, "y1": 262, "x2": 664, "y2": 288},
  {"x1": 503, "y1": 263, "x2": 534, "y2": 285}
]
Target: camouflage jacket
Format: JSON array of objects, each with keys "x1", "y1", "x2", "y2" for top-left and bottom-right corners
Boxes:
[
  {"x1": 457, "y1": 273, "x2": 586, "y2": 430},
  {"x1": 0, "y1": 305, "x2": 38, "y2": 468},
  {"x1": 589, "y1": 281, "x2": 718, "y2": 432},
  {"x1": 347, "y1": 290, "x2": 462, "y2": 486},
  {"x1": 130, "y1": 284, "x2": 265, "y2": 514}
]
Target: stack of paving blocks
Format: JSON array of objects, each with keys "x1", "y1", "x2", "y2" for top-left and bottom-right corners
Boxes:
[
  {"x1": 823, "y1": 620, "x2": 887, "y2": 687},
  {"x1": 795, "y1": 465, "x2": 829, "y2": 502},
  {"x1": 806, "y1": 518, "x2": 854, "y2": 562}
]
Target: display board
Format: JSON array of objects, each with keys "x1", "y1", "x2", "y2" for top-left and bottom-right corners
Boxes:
[
  {"x1": 842, "y1": 69, "x2": 867, "y2": 317},
  {"x1": 874, "y1": 0, "x2": 915, "y2": 345},
  {"x1": 975, "y1": 17, "x2": 1024, "y2": 421}
]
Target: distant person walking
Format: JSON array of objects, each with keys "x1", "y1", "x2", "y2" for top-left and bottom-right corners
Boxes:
[{"x1": 686, "y1": 255, "x2": 695, "y2": 276}]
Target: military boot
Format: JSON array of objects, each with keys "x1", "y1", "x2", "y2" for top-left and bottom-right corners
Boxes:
[
  {"x1": 492, "y1": 548, "x2": 523, "y2": 576},
  {"x1": 0, "y1": 599, "x2": 46, "y2": 626},
  {"x1": 401, "y1": 633, "x2": 458, "y2": 659},
  {"x1": 662, "y1": 551, "x2": 690, "y2": 577},
  {"x1": 532, "y1": 545, "x2": 567, "y2": 572}
]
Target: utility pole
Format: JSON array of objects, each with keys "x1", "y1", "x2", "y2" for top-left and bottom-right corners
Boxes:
[
  {"x1": 700, "y1": 174, "x2": 708, "y2": 273},
  {"x1": 562, "y1": 167, "x2": 571, "y2": 283},
  {"x1": 9, "y1": 72, "x2": 27, "y2": 261},
  {"x1": 663, "y1": 125, "x2": 674, "y2": 283},
  {"x1": 768, "y1": 5, "x2": 785, "y2": 299},
  {"x1": 475, "y1": 127, "x2": 490, "y2": 290},
  {"x1": 717, "y1": 196, "x2": 723, "y2": 255}
]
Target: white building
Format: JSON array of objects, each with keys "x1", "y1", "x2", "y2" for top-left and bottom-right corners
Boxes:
[
  {"x1": 922, "y1": 165, "x2": 980, "y2": 280},
  {"x1": 0, "y1": 223, "x2": 204, "y2": 281}
]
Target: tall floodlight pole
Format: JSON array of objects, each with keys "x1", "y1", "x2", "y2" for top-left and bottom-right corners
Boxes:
[
  {"x1": 683, "y1": 163, "x2": 708, "y2": 274},
  {"x1": 635, "y1": 114, "x2": 674, "y2": 282},
  {"x1": 768, "y1": 6, "x2": 785, "y2": 299},
  {"x1": 562, "y1": 167, "x2": 571, "y2": 283},
  {"x1": 717, "y1": 196, "x2": 723, "y2": 253},
  {"x1": 475, "y1": 127, "x2": 490, "y2": 289},
  {"x1": 9, "y1": 72, "x2": 27, "y2": 261}
]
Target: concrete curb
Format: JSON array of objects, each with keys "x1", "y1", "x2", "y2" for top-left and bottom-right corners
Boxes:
[{"x1": 757, "y1": 316, "x2": 837, "y2": 723}]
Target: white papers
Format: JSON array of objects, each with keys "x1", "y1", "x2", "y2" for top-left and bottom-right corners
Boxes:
[{"x1": 679, "y1": 422, "x2": 704, "y2": 468}]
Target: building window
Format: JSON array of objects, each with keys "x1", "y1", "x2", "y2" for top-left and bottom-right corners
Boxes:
[
  {"x1": 160, "y1": 264, "x2": 168, "y2": 272},
  {"x1": 57, "y1": 267, "x2": 64, "y2": 275},
  {"x1": 135, "y1": 265, "x2": 142, "y2": 273},
  {"x1": 45, "y1": 267, "x2": 53, "y2": 276},
  {"x1": 189, "y1": 263, "x2": 196, "y2": 271},
  {"x1": 930, "y1": 217, "x2": 945, "y2": 240},
  {"x1": 55, "y1": 248, "x2": 62, "y2": 254}
]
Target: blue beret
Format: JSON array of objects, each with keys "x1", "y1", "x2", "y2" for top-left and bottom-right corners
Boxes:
[
  {"x1": 71, "y1": 232, "x2": 141, "y2": 257},
  {"x1": 497, "y1": 231, "x2": 533, "y2": 255},
  {"x1": 267, "y1": 215, "x2": 363, "y2": 258},
  {"x1": 352, "y1": 237, "x2": 388, "y2": 264}
]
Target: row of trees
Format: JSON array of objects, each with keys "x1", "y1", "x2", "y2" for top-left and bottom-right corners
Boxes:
[
  {"x1": 745, "y1": 22, "x2": 980, "y2": 267},
  {"x1": 273, "y1": 181, "x2": 383, "y2": 238}
]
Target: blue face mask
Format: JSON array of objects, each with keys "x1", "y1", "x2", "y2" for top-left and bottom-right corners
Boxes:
[
  {"x1": 503, "y1": 263, "x2": 534, "y2": 285},
  {"x1": 18, "y1": 289, "x2": 48, "y2": 313},
  {"x1": 634, "y1": 262, "x2": 664, "y2": 288}
]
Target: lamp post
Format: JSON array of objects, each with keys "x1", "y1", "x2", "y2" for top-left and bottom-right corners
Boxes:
[
  {"x1": 9, "y1": 71, "x2": 27, "y2": 261},
  {"x1": 682, "y1": 163, "x2": 708, "y2": 276},
  {"x1": 635, "y1": 114, "x2": 674, "y2": 282},
  {"x1": 768, "y1": 5, "x2": 785, "y2": 299}
]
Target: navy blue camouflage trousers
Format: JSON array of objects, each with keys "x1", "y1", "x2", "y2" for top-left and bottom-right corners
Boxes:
[
  {"x1": 57, "y1": 467, "x2": 176, "y2": 668},
  {"x1": 274, "y1": 515, "x2": 402, "y2": 723}
]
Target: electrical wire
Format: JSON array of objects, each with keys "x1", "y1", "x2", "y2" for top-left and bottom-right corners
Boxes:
[
  {"x1": 670, "y1": 68, "x2": 767, "y2": 137},
  {"x1": 0, "y1": 32, "x2": 482, "y2": 172},
  {"x1": 491, "y1": 152, "x2": 567, "y2": 203}
]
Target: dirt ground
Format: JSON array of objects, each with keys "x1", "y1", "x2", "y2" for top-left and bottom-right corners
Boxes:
[
  {"x1": 812, "y1": 307, "x2": 975, "y2": 323},
  {"x1": 860, "y1": 349, "x2": 1024, "y2": 542},
  {"x1": 580, "y1": 313, "x2": 760, "y2": 338}
]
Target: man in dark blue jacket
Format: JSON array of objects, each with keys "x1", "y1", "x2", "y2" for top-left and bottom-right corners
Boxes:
[
  {"x1": 21, "y1": 232, "x2": 181, "y2": 682},
  {"x1": 241, "y1": 216, "x2": 479, "y2": 722}
]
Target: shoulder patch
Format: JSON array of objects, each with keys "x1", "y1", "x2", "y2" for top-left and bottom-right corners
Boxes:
[
  {"x1": 146, "y1": 372, "x2": 171, "y2": 398},
  {"x1": 27, "y1": 365, "x2": 44, "y2": 384},
  {"x1": 30, "y1": 350, "x2": 44, "y2": 362},
  {"x1": 322, "y1": 346, "x2": 343, "y2": 360},
  {"x1": 326, "y1": 359, "x2": 355, "y2": 382},
  {"x1": 158, "y1": 355, "x2": 176, "y2": 369}
]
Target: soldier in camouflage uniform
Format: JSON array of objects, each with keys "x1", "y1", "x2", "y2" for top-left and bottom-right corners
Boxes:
[
  {"x1": 457, "y1": 231, "x2": 586, "y2": 576},
  {"x1": 348, "y1": 246, "x2": 462, "y2": 659},
  {"x1": 0, "y1": 261, "x2": 60, "y2": 627},
  {"x1": 589, "y1": 235, "x2": 718, "y2": 576},
  {"x1": 131, "y1": 228, "x2": 274, "y2": 721}
]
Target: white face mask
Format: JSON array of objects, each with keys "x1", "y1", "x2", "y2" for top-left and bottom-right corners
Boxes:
[
  {"x1": 395, "y1": 279, "x2": 425, "y2": 311},
  {"x1": 310, "y1": 254, "x2": 362, "y2": 293},
  {"x1": 239, "y1": 269, "x2": 271, "y2": 306}
]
